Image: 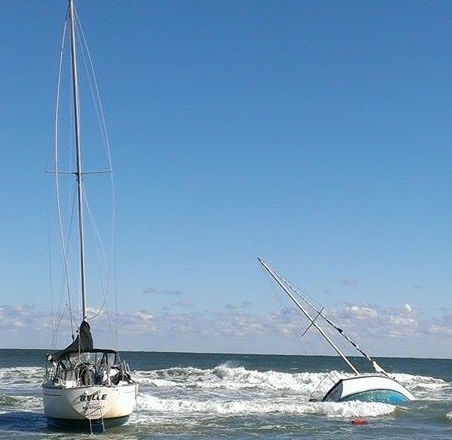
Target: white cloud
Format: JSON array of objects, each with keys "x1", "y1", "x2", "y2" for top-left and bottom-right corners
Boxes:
[
  {"x1": 343, "y1": 305, "x2": 378, "y2": 320},
  {"x1": 172, "y1": 300, "x2": 193, "y2": 308},
  {"x1": 1, "y1": 301, "x2": 452, "y2": 357}
]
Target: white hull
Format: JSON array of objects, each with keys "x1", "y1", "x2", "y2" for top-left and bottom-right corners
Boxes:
[
  {"x1": 323, "y1": 374, "x2": 415, "y2": 403},
  {"x1": 42, "y1": 382, "x2": 137, "y2": 422}
]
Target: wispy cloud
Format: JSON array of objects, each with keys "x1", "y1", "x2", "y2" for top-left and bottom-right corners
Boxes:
[
  {"x1": 341, "y1": 278, "x2": 357, "y2": 286},
  {"x1": 143, "y1": 287, "x2": 182, "y2": 296},
  {"x1": 225, "y1": 302, "x2": 252, "y2": 311},
  {"x1": 172, "y1": 300, "x2": 193, "y2": 308}
]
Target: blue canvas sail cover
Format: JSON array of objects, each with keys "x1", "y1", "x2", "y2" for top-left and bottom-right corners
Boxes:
[{"x1": 47, "y1": 320, "x2": 94, "y2": 362}]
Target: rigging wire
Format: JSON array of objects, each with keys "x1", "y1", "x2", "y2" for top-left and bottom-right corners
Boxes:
[
  {"x1": 275, "y1": 268, "x2": 387, "y2": 374},
  {"x1": 260, "y1": 259, "x2": 387, "y2": 375},
  {"x1": 75, "y1": 12, "x2": 118, "y2": 348},
  {"x1": 260, "y1": 264, "x2": 322, "y2": 357},
  {"x1": 49, "y1": 4, "x2": 119, "y2": 350},
  {"x1": 54, "y1": 8, "x2": 75, "y2": 342}
]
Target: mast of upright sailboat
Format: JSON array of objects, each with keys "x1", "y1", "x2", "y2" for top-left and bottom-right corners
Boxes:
[{"x1": 69, "y1": 0, "x2": 87, "y2": 320}]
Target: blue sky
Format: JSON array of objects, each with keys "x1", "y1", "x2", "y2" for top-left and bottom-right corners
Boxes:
[{"x1": 1, "y1": 0, "x2": 452, "y2": 358}]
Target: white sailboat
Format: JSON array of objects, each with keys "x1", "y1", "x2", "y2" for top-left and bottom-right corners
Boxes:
[
  {"x1": 258, "y1": 258, "x2": 415, "y2": 404},
  {"x1": 42, "y1": 0, "x2": 137, "y2": 432}
]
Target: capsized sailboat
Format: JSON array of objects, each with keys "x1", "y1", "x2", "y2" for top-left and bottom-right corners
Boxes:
[
  {"x1": 258, "y1": 258, "x2": 414, "y2": 404},
  {"x1": 42, "y1": 0, "x2": 137, "y2": 433}
]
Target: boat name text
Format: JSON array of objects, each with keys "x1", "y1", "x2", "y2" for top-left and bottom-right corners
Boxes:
[{"x1": 80, "y1": 393, "x2": 107, "y2": 402}]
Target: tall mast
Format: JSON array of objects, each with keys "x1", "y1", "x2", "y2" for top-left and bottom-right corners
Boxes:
[
  {"x1": 258, "y1": 258, "x2": 359, "y2": 375},
  {"x1": 69, "y1": 0, "x2": 87, "y2": 320}
]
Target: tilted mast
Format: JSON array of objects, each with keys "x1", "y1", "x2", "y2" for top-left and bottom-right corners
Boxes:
[{"x1": 258, "y1": 258, "x2": 359, "y2": 375}]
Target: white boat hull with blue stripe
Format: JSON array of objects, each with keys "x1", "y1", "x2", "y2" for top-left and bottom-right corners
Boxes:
[
  {"x1": 323, "y1": 374, "x2": 415, "y2": 403},
  {"x1": 258, "y1": 258, "x2": 415, "y2": 404}
]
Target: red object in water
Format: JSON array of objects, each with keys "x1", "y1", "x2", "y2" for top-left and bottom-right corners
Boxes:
[{"x1": 351, "y1": 419, "x2": 368, "y2": 425}]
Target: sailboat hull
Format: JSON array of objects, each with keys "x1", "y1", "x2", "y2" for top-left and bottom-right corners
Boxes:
[
  {"x1": 46, "y1": 414, "x2": 129, "y2": 431},
  {"x1": 42, "y1": 382, "x2": 137, "y2": 429},
  {"x1": 322, "y1": 374, "x2": 414, "y2": 404}
]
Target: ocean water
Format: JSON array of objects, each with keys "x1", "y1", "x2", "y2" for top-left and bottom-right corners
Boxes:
[{"x1": 0, "y1": 349, "x2": 451, "y2": 439}]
